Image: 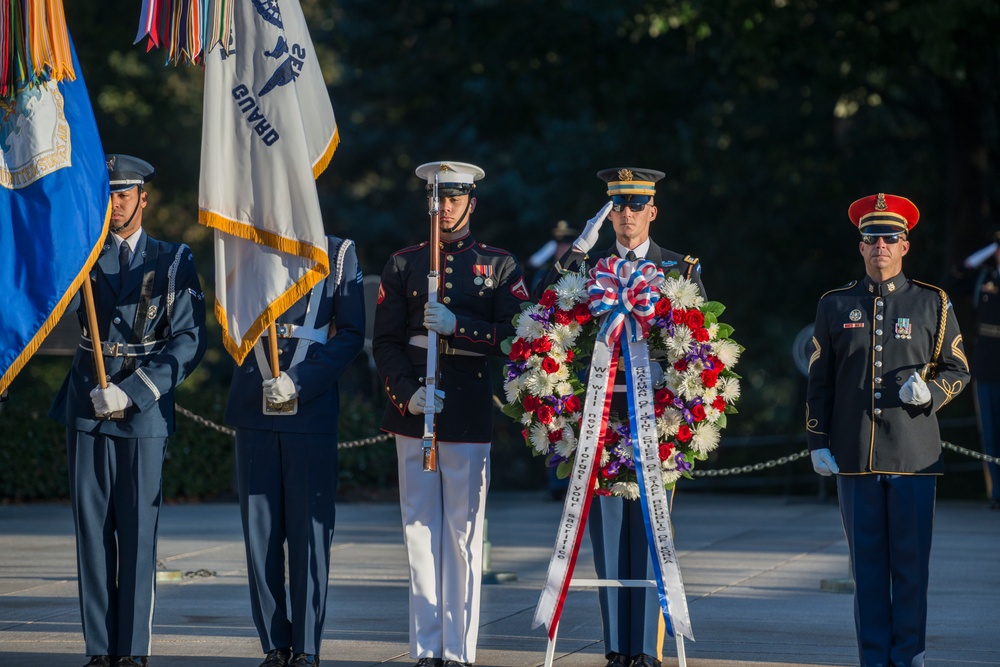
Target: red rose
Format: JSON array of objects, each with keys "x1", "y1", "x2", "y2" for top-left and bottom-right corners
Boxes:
[
  {"x1": 701, "y1": 370, "x2": 718, "y2": 388},
  {"x1": 654, "y1": 298, "x2": 672, "y2": 317},
  {"x1": 655, "y1": 387, "x2": 675, "y2": 406},
  {"x1": 521, "y1": 428, "x2": 529, "y2": 442},
  {"x1": 554, "y1": 309, "x2": 572, "y2": 325},
  {"x1": 565, "y1": 349, "x2": 575, "y2": 363},
  {"x1": 677, "y1": 425, "x2": 693, "y2": 443},
  {"x1": 674, "y1": 359, "x2": 688, "y2": 372},
  {"x1": 685, "y1": 309, "x2": 705, "y2": 328},
  {"x1": 707, "y1": 355, "x2": 723, "y2": 370},
  {"x1": 712, "y1": 396, "x2": 726, "y2": 411},
  {"x1": 564, "y1": 395, "x2": 582, "y2": 413},
  {"x1": 542, "y1": 357, "x2": 560, "y2": 374},
  {"x1": 672, "y1": 308, "x2": 687, "y2": 325},
  {"x1": 654, "y1": 403, "x2": 665, "y2": 418},
  {"x1": 548, "y1": 429, "x2": 563, "y2": 444},
  {"x1": 658, "y1": 442, "x2": 675, "y2": 461},
  {"x1": 573, "y1": 303, "x2": 592, "y2": 325},
  {"x1": 538, "y1": 290, "x2": 557, "y2": 309},
  {"x1": 691, "y1": 404, "x2": 706, "y2": 422},
  {"x1": 604, "y1": 427, "x2": 620, "y2": 445},
  {"x1": 532, "y1": 337, "x2": 553, "y2": 354},
  {"x1": 595, "y1": 487, "x2": 612, "y2": 496},
  {"x1": 693, "y1": 327, "x2": 710, "y2": 342},
  {"x1": 537, "y1": 404, "x2": 555, "y2": 424},
  {"x1": 510, "y1": 338, "x2": 530, "y2": 361},
  {"x1": 523, "y1": 394, "x2": 541, "y2": 412},
  {"x1": 600, "y1": 465, "x2": 616, "y2": 479}
]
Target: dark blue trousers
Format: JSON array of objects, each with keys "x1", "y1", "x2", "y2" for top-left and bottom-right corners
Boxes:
[
  {"x1": 67, "y1": 430, "x2": 166, "y2": 657},
  {"x1": 589, "y1": 495, "x2": 663, "y2": 659},
  {"x1": 837, "y1": 474, "x2": 936, "y2": 667},
  {"x1": 236, "y1": 429, "x2": 339, "y2": 656}
]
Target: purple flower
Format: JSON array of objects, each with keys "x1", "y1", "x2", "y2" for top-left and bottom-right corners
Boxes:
[{"x1": 675, "y1": 453, "x2": 692, "y2": 472}]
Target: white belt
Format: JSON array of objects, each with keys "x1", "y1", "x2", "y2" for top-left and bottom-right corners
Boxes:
[
  {"x1": 408, "y1": 335, "x2": 484, "y2": 357},
  {"x1": 263, "y1": 322, "x2": 328, "y2": 344}
]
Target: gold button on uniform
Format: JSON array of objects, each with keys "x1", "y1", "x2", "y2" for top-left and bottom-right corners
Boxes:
[
  {"x1": 444, "y1": 297, "x2": 451, "y2": 304},
  {"x1": 446, "y1": 267, "x2": 453, "y2": 274},
  {"x1": 446, "y1": 255, "x2": 454, "y2": 261},
  {"x1": 445, "y1": 282, "x2": 453, "y2": 289}
]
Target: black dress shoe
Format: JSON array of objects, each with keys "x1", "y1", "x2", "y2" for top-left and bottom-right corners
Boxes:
[
  {"x1": 288, "y1": 655, "x2": 319, "y2": 667},
  {"x1": 605, "y1": 653, "x2": 630, "y2": 667},
  {"x1": 114, "y1": 658, "x2": 148, "y2": 667},
  {"x1": 83, "y1": 658, "x2": 112, "y2": 667},
  {"x1": 629, "y1": 654, "x2": 660, "y2": 667},
  {"x1": 442, "y1": 661, "x2": 470, "y2": 667},
  {"x1": 260, "y1": 649, "x2": 292, "y2": 667},
  {"x1": 415, "y1": 659, "x2": 443, "y2": 667}
]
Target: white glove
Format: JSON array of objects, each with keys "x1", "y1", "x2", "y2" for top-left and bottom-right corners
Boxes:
[
  {"x1": 407, "y1": 386, "x2": 445, "y2": 415},
  {"x1": 263, "y1": 372, "x2": 298, "y2": 402},
  {"x1": 899, "y1": 372, "x2": 931, "y2": 406},
  {"x1": 810, "y1": 448, "x2": 840, "y2": 476},
  {"x1": 424, "y1": 302, "x2": 457, "y2": 335},
  {"x1": 572, "y1": 201, "x2": 614, "y2": 253},
  {"x1": 90, "y1": 383, "x2": 133, "y2": 415},
  {"x1": 964, "y1": 241, "x2": 998, "y2": 269}
]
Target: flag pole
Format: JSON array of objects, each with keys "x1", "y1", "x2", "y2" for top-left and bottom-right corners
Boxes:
[
  {"x1": 267, "y1": 322, "x2": 281, "y2": 377},
  {"x1": 81, "y1": 278, "x2": 108, "y2": 390}
]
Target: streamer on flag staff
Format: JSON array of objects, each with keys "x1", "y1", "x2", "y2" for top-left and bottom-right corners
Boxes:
[{"x1": 1, "y1": 0, "x2": 75, "y2": 101}]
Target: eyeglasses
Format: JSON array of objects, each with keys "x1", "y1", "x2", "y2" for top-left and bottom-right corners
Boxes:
[
  {"x1": 862, "y1": 234, "x2": 904, "y2": 245},
  {"x1": 611, "y1": 202, "x2": 647, "y2": 213}
]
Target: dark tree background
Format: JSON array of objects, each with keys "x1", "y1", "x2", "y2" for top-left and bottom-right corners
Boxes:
[{"x1": 4, "y1": 0, "x2": 999, "y2": 499}]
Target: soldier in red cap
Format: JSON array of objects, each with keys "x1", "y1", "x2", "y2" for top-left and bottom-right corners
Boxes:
[{"x1": 805, "y1": 193, "x2": 970, "y2": 667}]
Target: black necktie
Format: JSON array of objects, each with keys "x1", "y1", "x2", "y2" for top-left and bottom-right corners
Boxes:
[
  {"x1": 625, "y1": 250, "x2": 638, "y2": 262},
  {"x1": 118, "y1": 243, "x2": 131, "y2": 291}
]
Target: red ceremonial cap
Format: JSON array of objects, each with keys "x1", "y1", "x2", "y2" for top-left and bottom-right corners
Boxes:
[{"x1": 848, "y1": 193, "x2": 920, "y2": 236}]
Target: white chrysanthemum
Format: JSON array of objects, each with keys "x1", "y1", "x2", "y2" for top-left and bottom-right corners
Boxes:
[
  {"x1": 520, "y1": 412, "x2": 534, "y2": 426},
  {"x1": 657, "y1": 409, "x2": 683, "y2": 439},
  {"x1": 503, "y1": 378, "x2": 522, "y2": 404},
  {"x1": 662, "y1": 277, "x2": 704, "y2": 309},
  {"x1": 554, "y1": 429, "x2": 578, "y2": 458},
  {"x1": 515, "y1": 306, "x2": 548, "y2": 341},
  {"x1": 549, "y1": 323, "x2": 579, "y2": 350},
  {"x1": 690, "y1": 422, "x2": 721, "y2": 456},
  {"x1": 704, "y1": 406, "x2": 723, "y2": 422},
  {"x1": 529, "y1": 423, "x2": 551, "y2": 454},
  {"x1": 719, "y1": 376, "x2": 741, "y2": 403},
  {"x1": 679, "y1": 370, "x2": 706, "y2": 401},
  {"x1": 554, "y1": 273, "x2": 589, "y2": 310},
  {"x1": 707, "y1": 323, "x2": 720, "y2": 339},
  {"x1": 554, "y1": 381, "x2": 574, "y2": 397},
  {"x1": 600, "y1": 446, "x2": 611, "y2": 466},
  {"x1": 665, "y1": 324, "x2": 694, "y2": 358},
  {"x1": 611, "y1": 481, "x2": 641, "y2": 500},
  {"x1": 712, "y1": 339, "x2": 741, "y2": 368},
  {"x1": 661, "y1": 469, "x2": 683, "y2": 486},
  {"x1": 523, "y1": 369, "x2": 557, "y2": 397}
]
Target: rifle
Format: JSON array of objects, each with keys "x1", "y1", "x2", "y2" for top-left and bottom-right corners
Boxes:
[{"x1": 422, "y1": 173, "x2": 442, "y2": 472}]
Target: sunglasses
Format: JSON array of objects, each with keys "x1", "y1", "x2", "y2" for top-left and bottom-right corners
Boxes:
[
  {"x1": 862, "y1": 234, "x2": 904, "y2": 245},
  {"x1": 611, "y1": 202, "x2": 647, "y2": 213}
]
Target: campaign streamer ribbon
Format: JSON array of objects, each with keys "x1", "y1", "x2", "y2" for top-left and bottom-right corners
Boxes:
[
  {"x1": 623, "y1": 338, "x2": 694, "y2": 640},
  {"x1": 532, "y1": 339, "x2": 618, "y2": 636}
]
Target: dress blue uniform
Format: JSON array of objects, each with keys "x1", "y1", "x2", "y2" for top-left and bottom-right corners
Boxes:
[
  {"x1": 373, "y1": 162, "x2": 528, "y2": 667},
  {"x1": 544, "y1": 169, "x2": 704, "y2": 667},
  {"x1": 224, "y1": 236, "x2": 365, "y2": 665},
  {"x1": 806, "y1": 194, "x2": 970, "y2": 667},
  {"x1": 49, "y1": 155, "x2": 207, "y2": 664}
]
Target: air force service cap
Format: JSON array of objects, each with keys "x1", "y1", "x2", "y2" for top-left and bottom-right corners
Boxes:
[
  {"x1": 848, "y1": 192, "x2": 920, "y2": 236},
  {"x1": 106, "y1": 154, "x2": 156, "y2": 193},
  {"x1": 597, "y1": 167, "x2": 665, "y2": 207},
  {"x1": 416, "y1": 161, "x2": 485, "y2": 197}
]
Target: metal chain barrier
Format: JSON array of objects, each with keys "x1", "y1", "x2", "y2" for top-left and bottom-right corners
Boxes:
[
  {"x1": 176, "y1": 404, "x2": 1000, "y2": 466},
  {"x1": 175, "y1": 404, "x2": 392, "y2": 449}
]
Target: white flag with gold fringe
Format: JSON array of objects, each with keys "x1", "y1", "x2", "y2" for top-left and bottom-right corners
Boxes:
[{"x1": 199, "y1": 0, "x2": 339, "y2": 363}]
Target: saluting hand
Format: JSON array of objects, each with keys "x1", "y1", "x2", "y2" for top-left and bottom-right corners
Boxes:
[
  {"x1": 90, "y1": 383, "x2": 133, "y2": 415},
  {"x1": 424, "y1": 302, "x2": 457, "y2": 335},
  {"x1": 572, "y1": 201, "x2": 614, "y2": 253}
]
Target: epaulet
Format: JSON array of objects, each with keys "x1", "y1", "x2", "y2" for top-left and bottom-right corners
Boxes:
[
  {"x1": 683, "y1": 255, "x2": 699, "y2": 266},
  {"x1": 393, "y1": 241, "x2": 428, "y2": 256},
  {"x1": 819, "y1": 280, "x2": 858, "y2": 300},
  {"x1": 476, "y1": 242, "x2": 512, "y2": 256}
]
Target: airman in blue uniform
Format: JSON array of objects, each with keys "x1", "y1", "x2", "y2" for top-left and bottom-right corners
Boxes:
[
  {"x1": 806, "y1": 193, "x2": 970, "y2": 667},
  {"x1": 224, "y1": 235, "x2": 365, "y2": 667},
  {"x1": 49, "y1": 155, "x2": 208, "y2": 667}
]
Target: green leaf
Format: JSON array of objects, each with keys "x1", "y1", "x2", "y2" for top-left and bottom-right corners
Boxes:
[
  {"x1": 556, "y1": 460, "x2": 574, "y2": 479},
  {"x1": 716, "y1": 323, "x2": 735, "y2": 339},
  {"x1": 702, "y1": 301, "x2": 726, "y2": 318},
  {"x1": 501, "y1": 402, "x2": 524, "y2": 420}
]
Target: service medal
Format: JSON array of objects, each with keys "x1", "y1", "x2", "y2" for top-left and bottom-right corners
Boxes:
[
  {"x1": 894, "y1": 318, "x2": 912, "y2": 339},
  {"x1": 849, "y1": 309, "x2": 862, "y2": 321},
  {"x1": 474, "y1": 276, "x2": 484, "y2": 286},
  {"x1": 484, "y1": 278, "x2": 494, "y2": 288}
]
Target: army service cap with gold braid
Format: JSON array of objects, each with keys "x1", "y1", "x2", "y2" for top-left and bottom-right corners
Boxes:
[
  {"x1": 848, "y1": 192, "x2": 920, "y2": 237},
  {"x1": 415, "y1": 161, "x2": 485, "y2": 197}
]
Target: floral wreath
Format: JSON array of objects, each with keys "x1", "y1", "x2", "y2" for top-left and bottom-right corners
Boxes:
[{"x1": 502, "y1": 265, "x2": 742, "y2": 498}]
